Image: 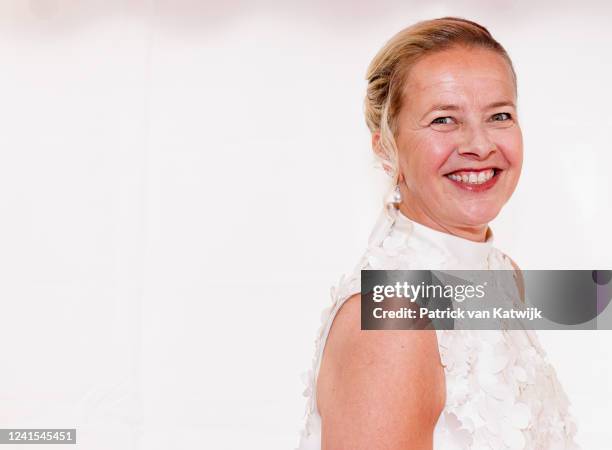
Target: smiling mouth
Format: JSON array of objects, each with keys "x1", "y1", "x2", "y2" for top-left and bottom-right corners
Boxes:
[{"x1": 444, "y1": 168, "x2": 502, "y2": 190}]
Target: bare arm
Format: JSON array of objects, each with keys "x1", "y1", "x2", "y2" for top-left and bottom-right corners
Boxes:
[{"x1": 317, "y1": 294, "x2": 446, "y2": 450}]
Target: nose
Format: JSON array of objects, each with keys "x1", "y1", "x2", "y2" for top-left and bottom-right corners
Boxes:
[{"x1": 457, "y1": 123, "x2": 496, "y2": 160}]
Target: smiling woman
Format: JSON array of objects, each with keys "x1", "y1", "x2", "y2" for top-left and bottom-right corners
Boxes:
[
  {"x1": 297, "y1": 17, "x2": 580, "y2": 450},
  {"x1": 371, "y1": 36, "x2": 523, "y2": 242}
]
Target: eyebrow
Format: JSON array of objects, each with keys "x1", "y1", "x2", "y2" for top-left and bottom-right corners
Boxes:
[{"x1": 421, "y1": 100, "x2": 516, "y2": 120}]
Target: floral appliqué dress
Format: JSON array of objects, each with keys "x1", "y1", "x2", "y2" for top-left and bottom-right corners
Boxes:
[{"x1": 297, "y1": 208, "x2": 580, "y2": 450}]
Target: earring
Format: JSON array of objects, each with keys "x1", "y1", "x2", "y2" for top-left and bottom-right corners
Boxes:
[{"x1": 392, "y1": 184, "x2": 402, "y2": 204}]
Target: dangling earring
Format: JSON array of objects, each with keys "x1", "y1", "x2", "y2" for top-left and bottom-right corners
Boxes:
[{"x1": 391, "y1": 184, "x2": 402, "y2": 205}]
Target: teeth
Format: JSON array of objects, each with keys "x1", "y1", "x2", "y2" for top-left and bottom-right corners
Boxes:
[{"x1": 447, "y1": 169, "x2": 496, "y2": 185}]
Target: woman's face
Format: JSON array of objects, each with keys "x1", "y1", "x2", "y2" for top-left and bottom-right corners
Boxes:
[{"x1": 392, "y1": 45, "x2": 523, "y2": 234}]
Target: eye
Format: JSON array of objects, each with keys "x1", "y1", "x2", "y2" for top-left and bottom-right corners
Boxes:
[
  {"x1": 491, "y1": 112, "x2": 512, "y2": 121},
  {"x1": 430, "y1": 116, "x2": 456, "y2": 125}
]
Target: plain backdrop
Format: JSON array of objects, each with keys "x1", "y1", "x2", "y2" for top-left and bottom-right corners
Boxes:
[{"x1": 0, "y1": 1, "x2": 610, "y2": 449}]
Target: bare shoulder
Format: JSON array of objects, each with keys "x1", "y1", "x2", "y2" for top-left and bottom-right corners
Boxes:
[{"x1": 317, "y1": 293, "x2": 446, "y2": 450}]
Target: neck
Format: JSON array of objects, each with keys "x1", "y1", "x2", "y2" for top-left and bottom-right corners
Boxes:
[{"x1": 397, "y1": 202, "x2": 489, "y2": 243}]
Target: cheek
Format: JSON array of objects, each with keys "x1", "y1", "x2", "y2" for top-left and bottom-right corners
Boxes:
[
  {"x1": 402, "y1": 135, "x2": 455, "y2": 183},
  {"x1": 500, "y1": 130, "x2": 524, "y2": 170}
]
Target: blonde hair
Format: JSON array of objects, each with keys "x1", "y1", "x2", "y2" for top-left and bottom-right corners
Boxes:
[{"x1": 364, "y1": 17, "x2": 517, "y2": 213}]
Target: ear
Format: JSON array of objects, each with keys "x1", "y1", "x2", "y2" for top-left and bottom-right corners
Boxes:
[{"x1": 371, "y1": 131, "x2": 394, "y2": 176}]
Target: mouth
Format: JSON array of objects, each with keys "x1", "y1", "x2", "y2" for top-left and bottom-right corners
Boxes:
[{"x1": 443, "y1": 167, "x2": 503, "y2": 192}]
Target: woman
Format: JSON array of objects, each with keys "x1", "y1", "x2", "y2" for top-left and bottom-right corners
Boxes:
[{"x1": 297, "y1": 17, "x2": 580, "y2": 450}]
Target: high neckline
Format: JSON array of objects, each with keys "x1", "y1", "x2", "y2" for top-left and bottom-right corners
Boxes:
[{"x1": 394, "y1": 209, "x2": 495, "y2": 268}]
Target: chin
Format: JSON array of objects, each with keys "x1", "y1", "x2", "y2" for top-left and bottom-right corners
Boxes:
[{"x1": 454, "y1": 204, "x2": 503, "y2": 227}]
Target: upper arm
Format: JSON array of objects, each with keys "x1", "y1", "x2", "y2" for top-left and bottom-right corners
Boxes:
[{"x1": 317, "y1": 293, "x2": 446, "y2": 450}]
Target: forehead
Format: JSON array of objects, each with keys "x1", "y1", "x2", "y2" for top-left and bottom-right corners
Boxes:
[{"x1": 402, "y1": 46, "x2": 516, "y2": 109}]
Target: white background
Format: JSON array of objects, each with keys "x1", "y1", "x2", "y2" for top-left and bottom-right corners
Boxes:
[{"x1": 0, "y1": 1, "x2": 610, "y2": 449}]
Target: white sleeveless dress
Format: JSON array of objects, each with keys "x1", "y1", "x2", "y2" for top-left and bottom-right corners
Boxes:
[{"x1": 297, "y1": 207, "x2": 580, "y2": 450}]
